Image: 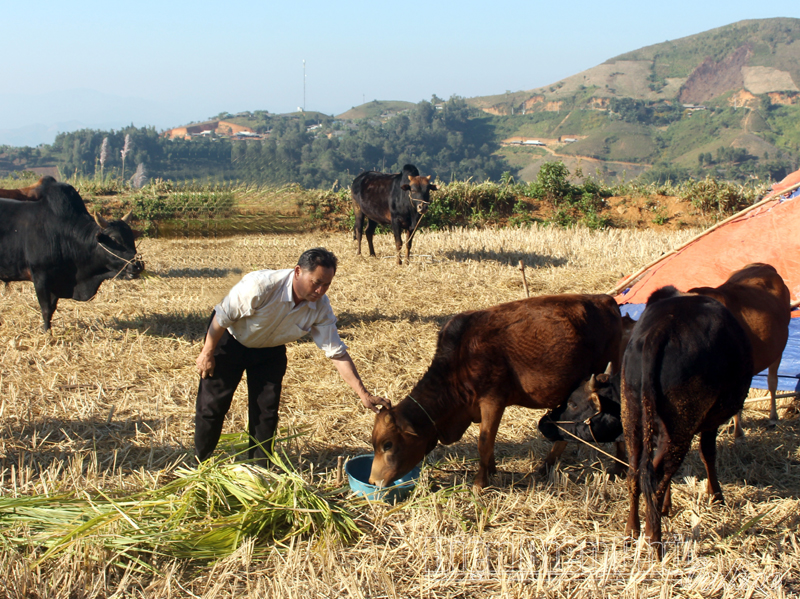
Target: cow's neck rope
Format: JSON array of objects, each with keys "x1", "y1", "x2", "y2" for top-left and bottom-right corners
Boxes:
[
  {"x1": 407, "y1": 394, "x2": 441, "y2": 444},
  {"x1": 404, "y1": 211, "x2": 425, "y2": 250},
  {"x1": 553, "y1": 422, "x2": 629, "y2": 468},
  {"x1": 403, "y1": 187, "x2": 429, "y2": 250},
  {"x1": 97, "y1": 242, "x2": 142, "y2": 281}
]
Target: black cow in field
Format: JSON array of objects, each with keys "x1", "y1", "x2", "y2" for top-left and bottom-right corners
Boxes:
[
  {"x1": 0, "y1": 176, "x2": 144, "y2": 331},
  {"x1": 537, "y1": 368, "x2": 627, "y2": 478},
  {"x1": 537, "y1": 314, "x2": 635, "y2": 477},
  {"x1": 621, "y1": 286, "x2": 752, "y2": 556},
  {"x1": 351, "y1": 164, "x2": 436, "y2": 265}
]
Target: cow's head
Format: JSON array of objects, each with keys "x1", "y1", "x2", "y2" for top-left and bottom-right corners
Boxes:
[
  {"x1": 401, "y1": 175, "x2": 437, "y2": 215},
  {"x1": 369, "y1": 406, "x2": 428, "y2": 486},
  {"x1": 94, "y1": 211, "x2": 145, "y2": 279},
  {"x1": 538, "y1": 367, "x2": 622, "y2": 444}
]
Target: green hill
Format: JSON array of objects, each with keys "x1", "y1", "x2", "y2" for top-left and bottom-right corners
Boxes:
[
  {"x1": 336, "y1": 100, "x2": 416, "y2": 120},
  {"x1": 465, "y1": 17, "x2": 800, "y2": 182}
]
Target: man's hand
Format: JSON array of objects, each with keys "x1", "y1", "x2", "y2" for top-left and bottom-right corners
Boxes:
[
  {"x1": 361, "y1": 393, "x2": 391, "y2": 414},
  {"x1": 330, "y1": 353, "x2": 391, "y2": 413},
  {"x1": 196, "y1": 351, "x2": 215, "y2": 379},
  {"x1": 197, "y1": 315, "x2": 227, "y2": 379}
]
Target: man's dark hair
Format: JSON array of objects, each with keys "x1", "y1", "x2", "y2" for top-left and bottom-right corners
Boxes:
[{"x1": 298, "y1": 247, "x2": 338, "y2": 273}]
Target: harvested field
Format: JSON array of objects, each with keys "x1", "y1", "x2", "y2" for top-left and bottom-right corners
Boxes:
[{"x1": 1, "y1": 226, "x2": 799, "y2": 598}]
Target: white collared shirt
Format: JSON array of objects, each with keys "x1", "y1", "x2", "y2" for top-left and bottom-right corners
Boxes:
[{"x1": 214, "y1": 269, "x2": 348, "y2": 358}]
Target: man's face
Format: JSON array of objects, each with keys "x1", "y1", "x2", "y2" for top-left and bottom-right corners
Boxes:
[{"x1": 293, "y1": 265, "x2": 335, "y2": 303}]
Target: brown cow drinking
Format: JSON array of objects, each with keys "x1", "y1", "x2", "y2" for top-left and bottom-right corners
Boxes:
[
  {"x1": 369, "y1": 294, "x2": 624, "y2": 490},
  {"x1": 689, "y1": 263, "x2": 791, "y2": 434}
]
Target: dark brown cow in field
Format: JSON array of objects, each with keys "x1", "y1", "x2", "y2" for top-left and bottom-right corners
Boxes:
[
  {"x1": 689, "y1": 263, "x2": 791, "y2": 434},
  {"x1": 622, "y1": 287, "x2": 752, "y2": 555},
  {"x1": 369, "y1": 294, "x2": 624, "y2": 490},
  {"x1": 351, "y1": 164, "x2": 436, "y2": 265}
]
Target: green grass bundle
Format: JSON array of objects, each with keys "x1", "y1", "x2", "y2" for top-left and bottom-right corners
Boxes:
[{"x1": 0, "y1": 456, "x2": 361, "y2": 566}]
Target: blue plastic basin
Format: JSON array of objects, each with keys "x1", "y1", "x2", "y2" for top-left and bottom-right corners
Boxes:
[{"x1": 346, "y1": 454, "x2": 421, "y2": 503}]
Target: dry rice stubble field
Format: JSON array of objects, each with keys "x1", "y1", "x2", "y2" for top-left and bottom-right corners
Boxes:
[{"x1": 1, "y1": 226, "x2": 799, "y2": 598}]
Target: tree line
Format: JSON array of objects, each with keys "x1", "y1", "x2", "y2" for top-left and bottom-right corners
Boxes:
[{"x1": 2, "y1": 97, "x2": 510, "y2": 188}]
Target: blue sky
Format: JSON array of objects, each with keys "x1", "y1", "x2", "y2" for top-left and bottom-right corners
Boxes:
[{"x1": 2, "y1": 1, "x2": 799, "y2": 145}]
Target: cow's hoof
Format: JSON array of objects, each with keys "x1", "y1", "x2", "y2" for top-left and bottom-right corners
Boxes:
[
  {"x1": 767, "y1": 418, "x2": 778, "y2": 429},
  {"x1": 607, "y1": 469, "x2": 626, "y2": 482},
  {"x1": 472, "y1": 472, "x2": 490, "y2": 492},
  {"x1": 623, "y1": 533, "x2": 640, "y2": 550}
]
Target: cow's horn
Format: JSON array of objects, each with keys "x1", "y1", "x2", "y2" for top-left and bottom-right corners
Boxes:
[
  {"x1": 121, "y1": 210, "x2": 133, "y2": 223},
  {"x1": 94, "y1": 213, "x2": 110, "y2": 228},
  {"x1": 604, "y1": 362, "x2": 613, "y2": 375},
  {"x1": 588, "y1": 374, "x2": 597, "y2": 392}
]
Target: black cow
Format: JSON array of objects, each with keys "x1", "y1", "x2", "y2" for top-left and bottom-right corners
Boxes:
[
  {"x1": 351, "y1": 164, "x2": 436, "y2": 265},
  {"x1": 537, "y1": 314, "x2": 635, "y2": 477},
  {"x1": 621, "y1": 286, "x2": 752, "y2": 556},
  {"x1": 537, "y1": 369, "x2": 626, "y2": 478},
  {"x1": 0, "y1": 176, "x2": 144, "y2": 331}
]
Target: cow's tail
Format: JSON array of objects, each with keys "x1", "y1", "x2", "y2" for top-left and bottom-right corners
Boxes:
[{"x1": 639, "y1": 326, "x2": 666, "y2": 544}]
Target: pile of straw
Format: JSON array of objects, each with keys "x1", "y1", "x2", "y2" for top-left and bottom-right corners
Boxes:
[{"x1": 1, "y1": 225, "x2": 798, "y2": 598}]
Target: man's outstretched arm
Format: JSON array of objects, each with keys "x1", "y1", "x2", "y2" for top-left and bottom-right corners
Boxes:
[{"x1": 331, "y1": 352, "x2": 391, "y2": 413}]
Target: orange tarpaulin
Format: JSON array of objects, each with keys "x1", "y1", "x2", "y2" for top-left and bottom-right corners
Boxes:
[
  {"x1": 616, "y1": 188, "x2": 800, "y2": 309},
  {"x1": 614, "y1": 171, "x2": 800, "y2": 391},
  {"x1": 771, "y1": 169, "x2": 800, "y2": 196}
]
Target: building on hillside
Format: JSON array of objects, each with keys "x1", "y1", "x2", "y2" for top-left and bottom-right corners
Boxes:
[
  {"x1": 559, "y1": 135, "x2": 586, "y2": 143},
  {"x1": 501, "y1": 137, "x2": 547, "y2": 146},
  {"x1": 164, "y1": 120, "x2": 257, "y2": 140}
]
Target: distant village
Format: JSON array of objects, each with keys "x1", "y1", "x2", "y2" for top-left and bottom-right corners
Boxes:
[
  {"x1": 162, "y1": 104, "x2": 443, "y2": 142},
  {"x1": 164, "y1": 114, "x2": 269, "y2": 141}
]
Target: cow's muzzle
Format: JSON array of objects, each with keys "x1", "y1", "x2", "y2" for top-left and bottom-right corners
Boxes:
[{"x1": 125, "y1": 256, "x2": 145, "y2": 279}]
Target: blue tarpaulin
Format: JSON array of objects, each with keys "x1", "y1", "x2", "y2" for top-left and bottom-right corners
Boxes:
[{"x1": 620, "y1": 304, "x2": 800, "y2": 392}]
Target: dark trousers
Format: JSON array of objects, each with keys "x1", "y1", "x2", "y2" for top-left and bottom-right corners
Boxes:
[{"x1": 194, "y1": 315, "x2": 288, "y2": 467}]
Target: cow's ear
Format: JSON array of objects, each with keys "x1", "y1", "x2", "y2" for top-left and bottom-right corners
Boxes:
[
  {"x1": 597, "y1": 373, "x2": 610, "y2": 384},
  {"x1": 395, "y1": 412, "x2": 419, "y2": 437},
  {"x1": 132, "y1": 229, "x2": 143, "y2": 240},
  {"x1": 428, "y1": 184, "x2": 437, "y2": 191},
  {"x1": 401, "y1": 184, "x2": 410, "y2": 191},
  {"x1": 94, "y1": 213, "x2": 110, "y2": 229},
  {"x1": 589, "y1": 393, "x2": 602, "y2": 413}
]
